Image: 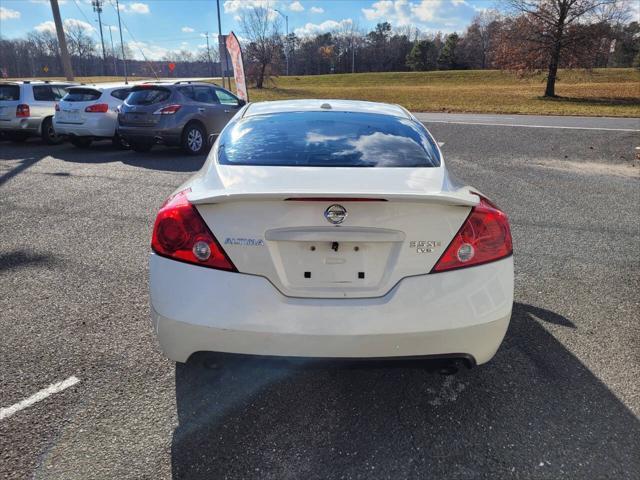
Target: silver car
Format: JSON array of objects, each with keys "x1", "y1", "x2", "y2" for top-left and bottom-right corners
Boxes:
[
  {"x1": 117, "y1": 81, "x2": 245, "y2": 155},
  {"x1": 0, "y1": 81, "x2": 76, "y2": 144}
]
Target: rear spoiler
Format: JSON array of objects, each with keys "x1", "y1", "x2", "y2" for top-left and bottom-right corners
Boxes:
[{"x1": 188, "y1": 190, "x2": 480, "y2": 207}]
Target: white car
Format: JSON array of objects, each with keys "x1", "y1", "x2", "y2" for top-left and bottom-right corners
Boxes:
[
  {"x1": 53, "y1": 83, "x2": 133, "y2": 148},
  {"x1": 149, "y1": 100, "x2": 514, "y2": 367},
  {"x1": 0, "y1": 81, "x2": 75, "y2": 144}
]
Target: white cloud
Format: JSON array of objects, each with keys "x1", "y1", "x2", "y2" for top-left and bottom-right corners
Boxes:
[
  {"x1": 451, "y1": 0, "x2": 467, "y2": 5},
  {"x1": 289, "y1": 1, "x2": 304, "y2": 12},
  {"x1": 362, "y1": 0, "x2": 444, "y2": 25},
  {"x1": 127, "y1": 40, "x2": 173, "y2": 60},
  {"x1": 34, "y1": 21, "x2": 56, "y2": 33},
  {"x1": 224, "y1": 0, "x2": 271, "y2": 13},
  {"x1": 119, "y1": 2, "x2": 150, "y2": 14},
  {"x1": 181, "y1": 26, "x2": 195, "y2": 33},
  {"x1": 310, "y1": 6, "x2": 324, "y2": 14},
  {"x1": 294, "y1": 18, "x2": 353, "y2": 37},
  {"x1": 66, "y1": 18, "x2": 95, "y2": 32},
  {"x1": 0, "y1": 6, "x2": 21, "y2": 20},
  {"x1": 34, "y1": 18, "x2": 95, "y2": 34}
]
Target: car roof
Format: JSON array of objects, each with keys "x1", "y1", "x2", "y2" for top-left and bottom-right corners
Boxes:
[
  {"x1": 0, "y1": 80, "x2": 76, "y2": 86},
  {"x1": 243, "y1": 99, "x2": 412, "y2": 119},
  {"x1": 140, "y1": 81, "x2": 221, "y2": 87},
  {"x1": 68, "y1": 83, "x2": 132, "y2": 91}
]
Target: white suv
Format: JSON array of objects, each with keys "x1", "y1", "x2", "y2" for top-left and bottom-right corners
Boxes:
[
  {"x1": 0, "y1": 81, "x2": 76, "y2": 144},
  {"x1": 54, "y1": 83, "x2": 133, "y2": 148}
]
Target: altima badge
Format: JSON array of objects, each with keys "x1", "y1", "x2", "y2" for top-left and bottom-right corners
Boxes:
[{"x1": 325, "y1": 204, "x2": 347, "y2": 224}]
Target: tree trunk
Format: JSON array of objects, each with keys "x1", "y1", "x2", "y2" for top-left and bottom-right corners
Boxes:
[
  {"x1": 544, "y1": 42, "x2": 561, "y2": 97},
  {"x1": 256, "y1": 62, "x2": 266, "y2": 89}
]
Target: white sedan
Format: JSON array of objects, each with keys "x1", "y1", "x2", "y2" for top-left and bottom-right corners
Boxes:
[
  {"x1": 53, "y1": 83, "x2": 132, "y2": 148},
  {"x1": 149, "y1": 100, "x2": 514, "y2": 367}
]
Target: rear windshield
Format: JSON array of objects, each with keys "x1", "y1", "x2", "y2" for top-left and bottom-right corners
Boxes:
[
  {"x1": 33, "y1": 85, "x2": 67, "y2": 101},
  {"x1": 111, "y1": 88, "x2": 131, "y2": 100},
  {"x1": 217, "y1": 111, "x2": 440, "y2": 168},
  {"x1": 0, "y1": 85, "x2": 20, "y2": 101},
  {"x1": 126, "y1": 87, "x2": 171, "y2": 105},
  {"x1": 63, "y1": 88, "x2": 102, "y2": 102}
]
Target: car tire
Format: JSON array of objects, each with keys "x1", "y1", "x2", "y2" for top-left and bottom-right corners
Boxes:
[
  {"x1": 8, "y1": 132, "x2": 29, "y2": 143},
  {"x1": 130, "y1": 141, "x2": 153, "y2": 153},
  {"x1": 41, "y1": 117, "x2": 62, "y2": 145},
  {"x1": 70, "y1": 137, "x2": 93, "y2": 148},
  {"x1": 182, "y1": 123, "x2": 207, "y2": 156},
  {"x1": 112, "y1": 133, "x2": 130, "y2": 150}
]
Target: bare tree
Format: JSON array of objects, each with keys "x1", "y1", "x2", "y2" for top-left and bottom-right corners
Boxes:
[
  {"x1": 240, "y1": 4, "x2": 282, "y2": 88},
  {"x1": 505, "y1": 0, "x2": 620, "y2": 97}
]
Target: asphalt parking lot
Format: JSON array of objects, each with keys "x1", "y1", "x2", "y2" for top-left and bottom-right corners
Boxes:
[{"x1": 1, "y1": 114, "x2": 639, "y2": 479}]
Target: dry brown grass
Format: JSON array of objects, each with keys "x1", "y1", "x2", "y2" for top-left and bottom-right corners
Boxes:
[
  {"x1": 12, "y1": 69, "x2": 639, "y2": 116},
  {"x1": 247, "y1": 69, "x2": 640, "y2": 117}
]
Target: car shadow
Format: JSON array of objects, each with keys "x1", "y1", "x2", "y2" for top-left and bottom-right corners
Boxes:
[
  {"x1": 0, "y1": 140, "x2": 207, "y2": 174},
  {"x1": 170, "y1": 302, "x2": 640, "y2": 479}
]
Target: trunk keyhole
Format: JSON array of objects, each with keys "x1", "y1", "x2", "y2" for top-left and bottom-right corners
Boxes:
[{"x1": 331, "y1": 242, "x2": 339, "y2": 252}]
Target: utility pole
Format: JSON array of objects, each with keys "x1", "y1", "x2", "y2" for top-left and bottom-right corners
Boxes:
[
  {"x1": 49, "y1": 0, "x2": 74, "y2": 80},
  {"x1": 204, "y1": 32, "x2": 214, "y2": 78},
  {"x1": 92, "y1": 1, "x2": 107, "y2": 76},
  {"x1": 216, "y1": 0, "x2": 226, "y2": 88},
  {"x1": 115, "y1": 0, "x2": 128, "y2": 83},
  {"x1": 105, "y1": 24, "x2": 118, "y2": 76},
  {"x1": 351, "y1": 36, "x2": 355, "y2": 73},
  {"x1": 275, "y1": 9, "x2": 289, "y2": 76}
]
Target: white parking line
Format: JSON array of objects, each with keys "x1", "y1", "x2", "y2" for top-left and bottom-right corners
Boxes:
[
  {"x1": 0, "y1": 376, "x2": 80, "y2": 420},
  {"x1": 421, "y1": 119, "x2": 640, "y2": 133}
]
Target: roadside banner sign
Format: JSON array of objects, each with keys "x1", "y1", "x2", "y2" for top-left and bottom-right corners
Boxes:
[
  {"x1": 225, "y1": 31, "x2": 249, "y2": 102},
  {"x1": 168, "y1": 62, "x2": 176, "y2": 73}
]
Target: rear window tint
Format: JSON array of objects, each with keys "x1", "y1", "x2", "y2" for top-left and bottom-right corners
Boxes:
[
  {"x1": 64, "y1": 88, "x2": 102, "y2": 102},
  {"x1": 218, "y1": 111, "x2": 441, "y2": 168},
  {"x1": 126, "y1": 87, "x2": 171, "y2": 105},
  {"x1": 0, "y1": 85, "x2": 20, "y2": 101},
  {"x1": 111, "y1": 88, "x2": 131, "y2": 100},
  {"x1": 33, "y1": 85, "x2": 66, "y2": 101}
]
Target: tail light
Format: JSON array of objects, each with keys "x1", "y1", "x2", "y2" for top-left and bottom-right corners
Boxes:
[
  {"x1": 153, "y1": 104, "x2": 181, "y2": 115},
  {"x1": 85, "y1": 103, "x2": 109, "y2": 113},
  {"x1": 55, "y1": 103, "x2": 60, "y2": 112},
  {"x1": 432, "y1": 196, "x2": 512, "y2": 273},
  {"x1": 151, "y1": 189, "x2": 236, "y2": 271},
  {"x1": 16, "y1": 104, "x2": 30, "y2": 117}
]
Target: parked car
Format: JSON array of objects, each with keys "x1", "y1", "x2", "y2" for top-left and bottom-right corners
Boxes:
[
  {"x1": 53, "y1": 83, "x2": 132, "y2": 148},
  {"x1": 117, "y1": 81, "x2": 245, "y2": 155},
  {"x1": 0, "y1": 80, "x2": 76, "y2": 144},
  {"x1": 149, "y1": 100, "x2": 514, "y2": 368}
]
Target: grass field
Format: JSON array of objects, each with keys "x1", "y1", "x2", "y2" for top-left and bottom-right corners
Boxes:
[
  {"x1": 14, "y1": 68, "x2": 640, "y2": 117},
  {"x1": 249, "y1": 69, "x2": 640, "y2": 117}
]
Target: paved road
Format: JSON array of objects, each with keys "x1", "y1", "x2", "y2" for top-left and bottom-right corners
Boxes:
[
  {"x1": 0, "y1": 114, "x2": 638, "y2": 479},
  {"x1": 414, "y1": 112, "x2": 640, "y2": 131}
]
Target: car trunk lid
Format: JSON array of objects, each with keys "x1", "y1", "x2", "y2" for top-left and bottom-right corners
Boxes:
[
  {"x1": 56, "y1": 88, "x2": 104, "y2": 125},
  {"x1": 191, "y1": 165, "x2": 477, "y2": 298},
  {"x1": 119, "y1": 86, "x2": 171, "y2": 126}
]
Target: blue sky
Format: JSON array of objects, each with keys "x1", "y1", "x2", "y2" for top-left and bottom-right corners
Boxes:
[{"x1": 0, "y1": 0, "x2": 497, "y2": 60}]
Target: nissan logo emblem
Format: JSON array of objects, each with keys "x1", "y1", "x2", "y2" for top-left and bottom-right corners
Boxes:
[{"x1": 324, "y1": 204, "x2": 347, "y2": 224}]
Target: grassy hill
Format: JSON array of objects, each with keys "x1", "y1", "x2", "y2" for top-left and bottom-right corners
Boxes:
[
  {"x1": 13, "y1": 68, "x2": 639, "y2": 117},
  {"x1": 248, "y1": 69, "x2": 640, "y2": 117}
]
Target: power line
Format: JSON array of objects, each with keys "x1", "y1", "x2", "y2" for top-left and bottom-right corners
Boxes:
[
  {"x1": 71, "y1": 0, "x2": 95, "y2": 29},
  {"x1": 106, "y1": 0, "x2": 158, "y2": 79}
]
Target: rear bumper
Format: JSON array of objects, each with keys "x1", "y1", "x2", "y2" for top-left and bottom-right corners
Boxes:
[
  {"x1": 53, "y1": 116, "x2": 116, "y2": 138},
  {"x1": 118, "y1": 124, "x2": 182, "y2": 146},
  {"x1": 150, "y1": 254, "x2": 514, "y2": 364},
  {"x1": 0, "y1": 117, "x2": 41, "y2": 134}
]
